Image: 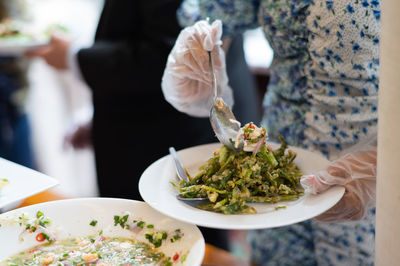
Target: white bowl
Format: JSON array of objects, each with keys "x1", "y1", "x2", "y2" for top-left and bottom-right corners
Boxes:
[{"x1": 0, "y1": 198, "x2": 205, "y2": 265}]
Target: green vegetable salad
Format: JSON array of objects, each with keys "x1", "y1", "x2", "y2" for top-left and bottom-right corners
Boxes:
[{"x1": 173, "y1": 123, "x2": 303, "y2": 214}]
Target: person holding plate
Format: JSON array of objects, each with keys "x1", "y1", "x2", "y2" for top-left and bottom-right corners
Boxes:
[{"x1": 161, "y1": 0, "x2": 379, "y2": 265}]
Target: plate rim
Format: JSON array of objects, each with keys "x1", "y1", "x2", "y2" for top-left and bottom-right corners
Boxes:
[
  {"x1": 0, "y1": 40, "x2": 49, "y2": 56},
  {"x1": 0, "y1": 157, "x2": 59, "y2": 210}
]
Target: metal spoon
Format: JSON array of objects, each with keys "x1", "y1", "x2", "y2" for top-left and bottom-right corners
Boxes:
[
  {"x1": 208, "y1": 51, "x2": 244, "y2": 152},
  {"x1": 169, "y1": 147, "x2": 209, "y2": 203}
]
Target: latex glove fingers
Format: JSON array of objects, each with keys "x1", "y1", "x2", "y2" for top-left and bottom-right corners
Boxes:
[
  {"x1": 171, "y1": 20, "x2": 224, "y2": 83},
  {"x1": 301, "y1": 149, "x2": 377, "y2": 222},
  {"x1": 162, "y1": 67, "x2": 232, "y2": 117},
  {"x1": 301, "y1": 150, "x2": 377, "y2": 194},
  {"x1": 314, "y1": 177, "x2": 376, "y2": 222},
  {"x1": 162, "y1": 19, "x2": 233, "y2": 117},
  {"x1": 190, "y1": 20, "x2": 223, "y2": 52}
]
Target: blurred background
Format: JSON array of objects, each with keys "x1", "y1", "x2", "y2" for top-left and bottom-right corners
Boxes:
[
  {"x1": 0, "y1": 0, "x2": 273, "y2": 261},
  {"x1": 22, "y1": 0, "x2": 273, "y2": 198},
  {"x1": 25, "y1": 0, "x2": 102, "y2": 198}
]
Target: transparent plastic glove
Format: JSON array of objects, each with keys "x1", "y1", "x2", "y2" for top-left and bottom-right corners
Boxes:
[
  {"x1": 161, "y1": 20, "x2": 233, "y2": 117},
  {"x1": 301, "y1": 148, "x2": 377, "y2": 222}
]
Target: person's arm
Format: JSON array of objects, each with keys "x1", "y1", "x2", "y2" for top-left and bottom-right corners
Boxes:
[
  {"x1": 27, "y1": 0, "x2": 182, "y2": 95},
  {"x1": 160, "y1": 0, "x2": 259, "y2": 117},
  {"x1": 76, "y1": 39, "x2": 172, "y2": 95},
  {"x1": 76, "y1": 0, "x2": 182, "y2": 95}
]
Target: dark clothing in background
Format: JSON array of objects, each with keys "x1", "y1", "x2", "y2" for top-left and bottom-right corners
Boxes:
[
  {"x1": 76, "y1": 0, "x2": 259, "y2": 250},
  {"x1": 77, "y1": 0, "x2": 214, "y2": 200},
  {"x1": 77, "y1": 0, "x2": 259, "y2": 201},
  {"x1": 0, "y1": 56, "x2": 33, "y2": 169},
  {"x1": 0, "y1": 113, "x2": 33, "y2": 168},
  {"x1": 227, "y1": 35, "x2": 259, "y2": 125}
]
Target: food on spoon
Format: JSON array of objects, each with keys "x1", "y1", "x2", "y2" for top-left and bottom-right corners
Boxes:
[
  {"x1": 173, "y1": 123, "x2": 303, "y2": 214},
  {"x1": 237, "y1": 122, "x2": 268, "y2": 153}
]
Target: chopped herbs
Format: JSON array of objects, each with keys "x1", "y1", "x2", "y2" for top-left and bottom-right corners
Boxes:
[
  {"x1": 89, "y1": 220, "x2": 98, "y2": 227},
  {"x1": 36, "y1": 211, "x2": 44, "y2": 219},
  {"x1": 137, "y1": 221, "x2": 145, "y2": 228},
  {"x1": 38, "y1": 220, "x2": 49, "y2": 227},
  {"x1": 171, "y1": 229, "x2": 183, "y2": 243},
  {"x1": 114, "y1": 214, "x2": 129, "y2": 228},
  {"x1": 42, "y1": 232, "x2": 52, "y2": 242},
  {"x1": 145, "y1": 231, "x2": 168, "y2": 248},
  {"x1": 0, "y1": 211, "x2": 54, "y2": 243},
  {"x1": 110, "y1": 212, "x2": 183, "y2": 248}
]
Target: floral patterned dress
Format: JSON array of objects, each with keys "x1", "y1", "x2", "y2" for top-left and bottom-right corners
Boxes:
[{"x1": 178, "y1": 0, "x2": 379, "y2": 265}]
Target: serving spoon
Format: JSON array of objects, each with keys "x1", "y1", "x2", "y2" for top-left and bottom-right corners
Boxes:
[{"x1": 208, "y1": 51, "x2": 244, "y2": 152}]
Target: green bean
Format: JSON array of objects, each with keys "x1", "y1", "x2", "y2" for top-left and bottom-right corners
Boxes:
[
  {"x1": 172, "y1": 135, "x2": 303, "y2": 214},
  {"x1": 180, "y1": 185, "x2": 227, "y2": 194}
]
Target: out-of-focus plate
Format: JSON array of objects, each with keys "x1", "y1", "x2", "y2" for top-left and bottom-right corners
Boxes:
[
  {"x1": 0, "y1": 158, "x2": 58, "y2": 212},
  {"x1": 0, "y1": 37, "x2": 48, "y2": 56},
  {"x1": 0, "y1": 198, "x2": 205, "y2": 266},
  {"x1": 139, "y1": 143, "x2": 345, "y2": 230}
]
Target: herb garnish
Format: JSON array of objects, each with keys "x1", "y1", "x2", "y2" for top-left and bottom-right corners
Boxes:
[{"x1": 114, "y1": 214, "x2": 129, "y2": 228}]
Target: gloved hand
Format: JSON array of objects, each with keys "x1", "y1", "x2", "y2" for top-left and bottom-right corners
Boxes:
[
  {"x1": 301, "y1": 148, "x2": 377, "y2": 222},
  {"x1": 161, "y1": 20, "x2": 233, "y2": 117}
]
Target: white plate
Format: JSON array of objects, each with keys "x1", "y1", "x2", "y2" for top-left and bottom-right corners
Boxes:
[
  {"x1": 0, "y1": 157, "x2": 59, "y2": 211},
  {"x1": 0, "y1": 39, "x2": 48, "y2": 56},
  {"x1": 139, "y1": 143, "x2": 345, "y2": 230},
  {"x1": 0, "y1": 198, "x2": 205, "y2": 266}
]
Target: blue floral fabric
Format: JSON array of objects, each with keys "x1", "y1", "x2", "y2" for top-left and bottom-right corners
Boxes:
[
  {"x1": 179, "y1": 0, "x2": 379, "y2": 160},
  {"x1": 178, "y1": 0, "x2": 379, "y2": 265}
]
